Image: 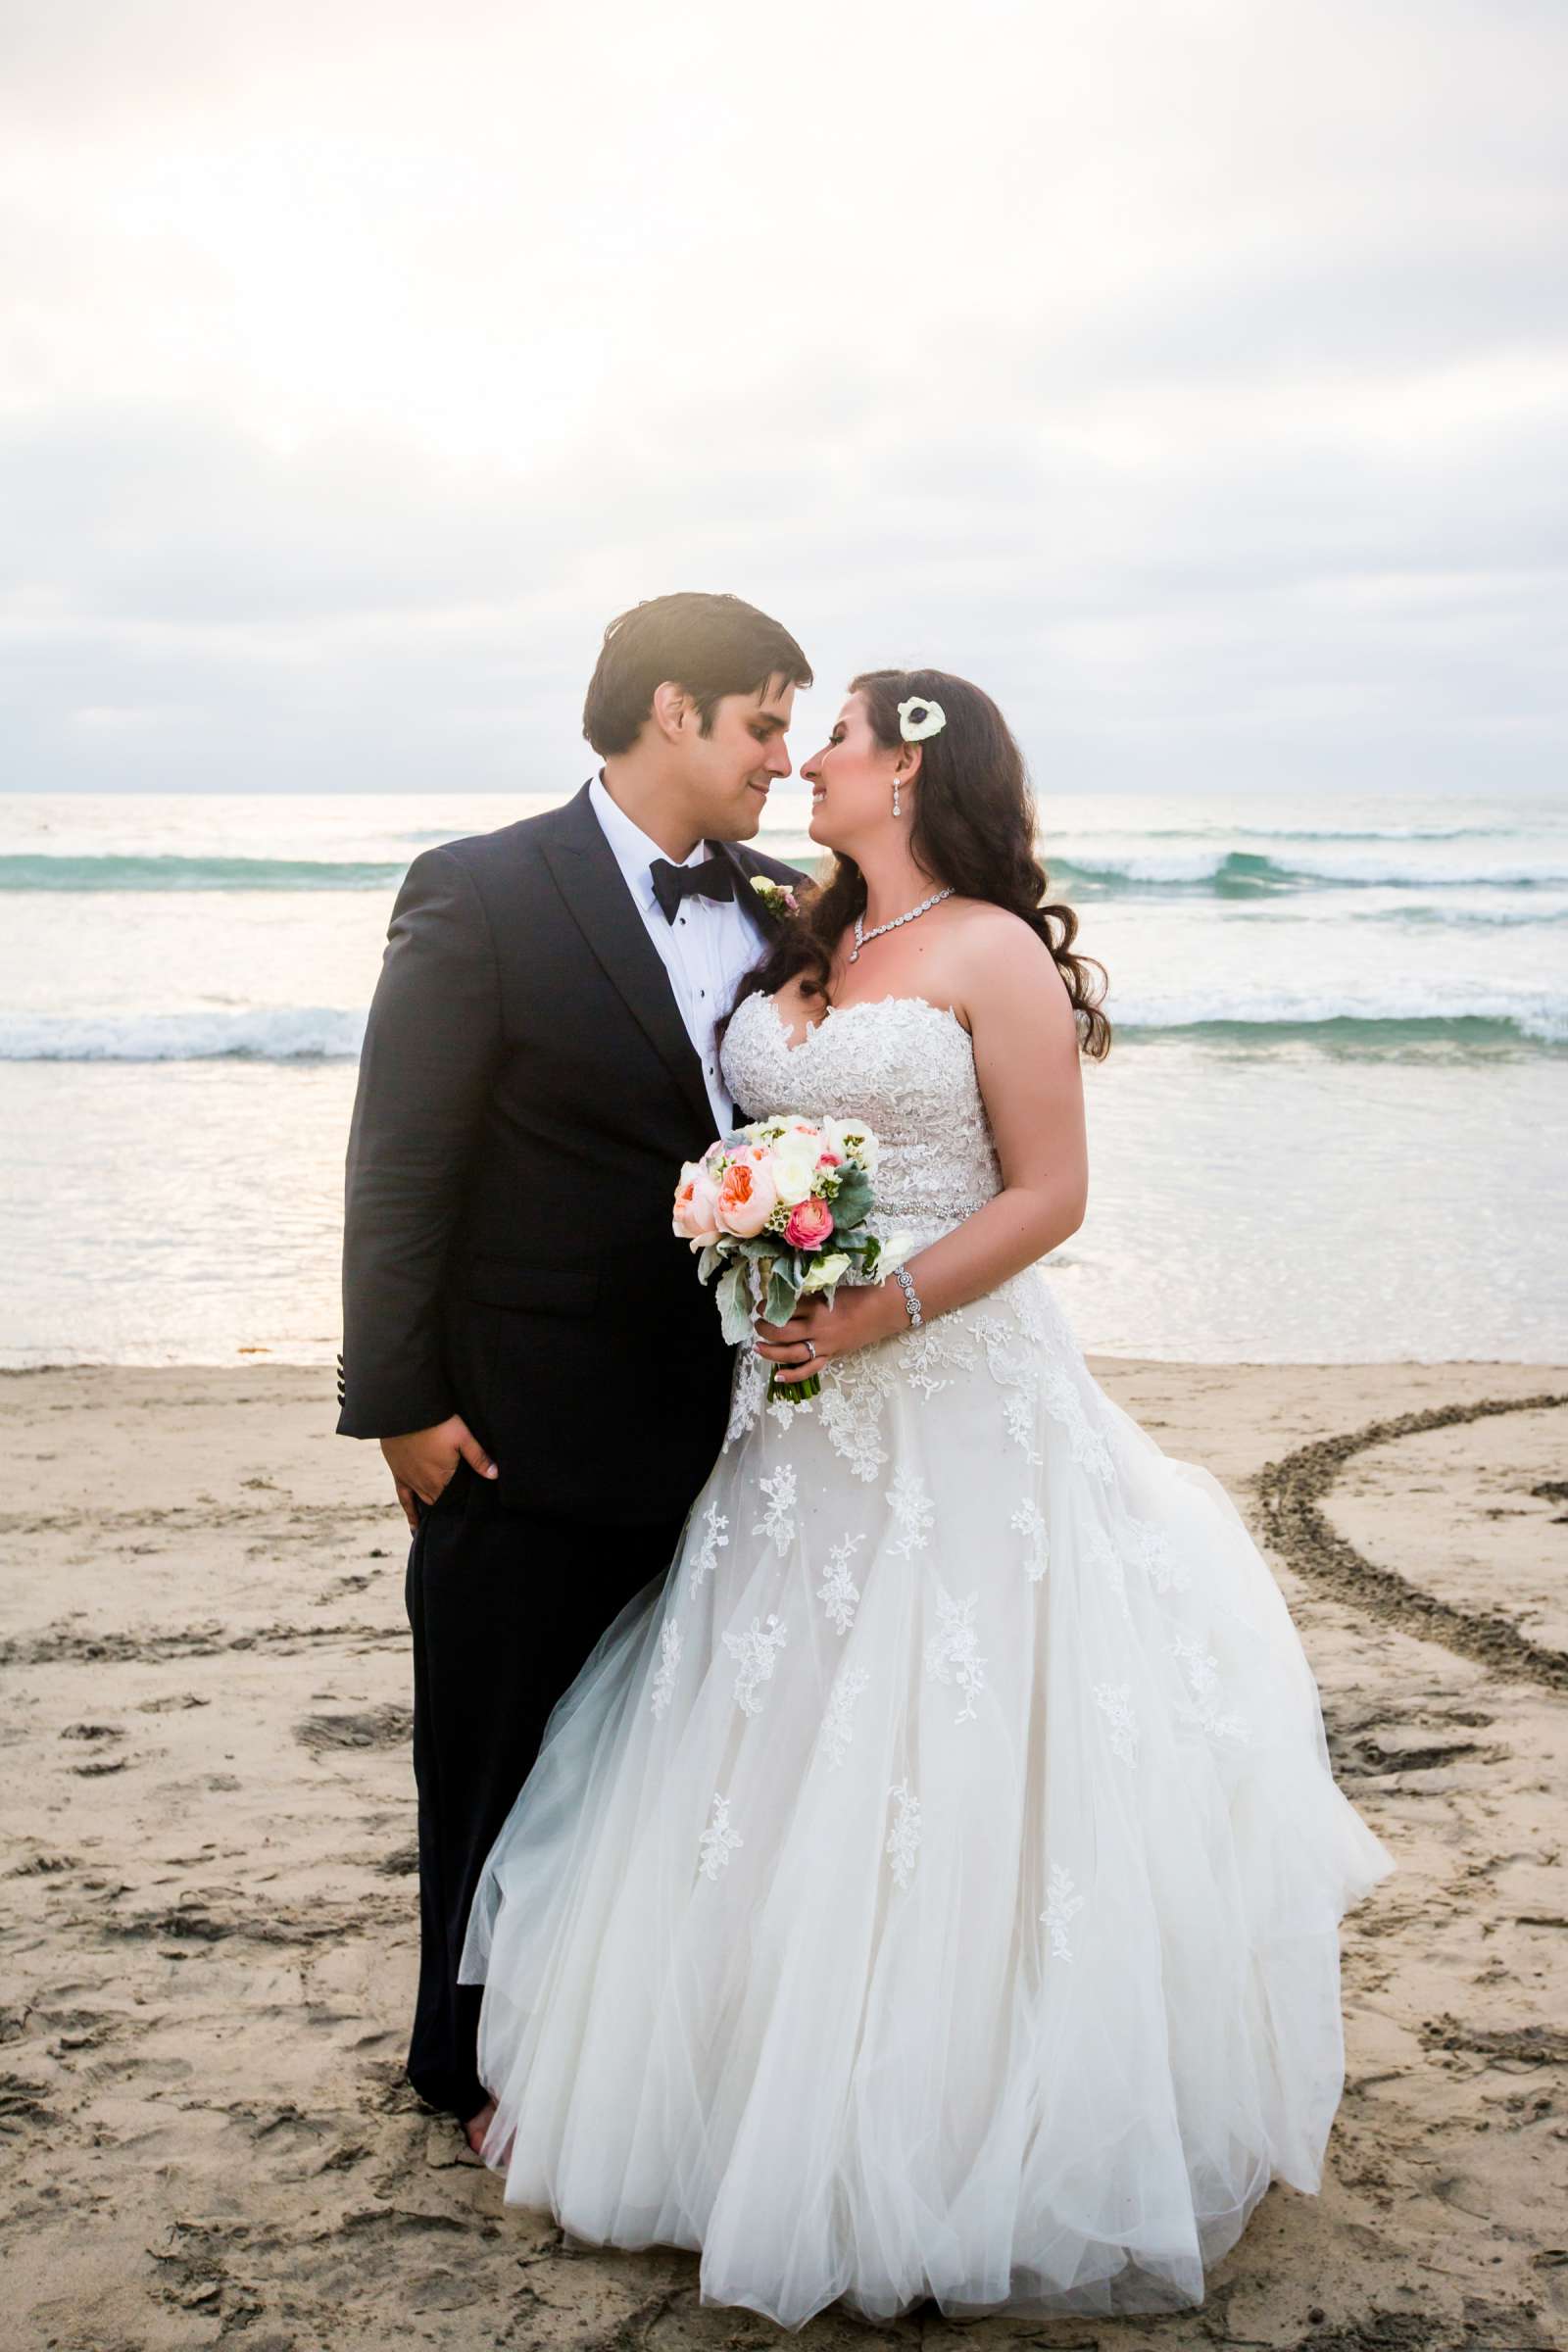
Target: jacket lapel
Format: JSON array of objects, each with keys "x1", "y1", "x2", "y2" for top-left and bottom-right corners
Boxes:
[{"x1": 538, "y1": 784, "x2": 715, "y2": 1137}]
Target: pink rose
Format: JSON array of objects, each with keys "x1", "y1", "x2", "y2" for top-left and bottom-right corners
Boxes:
[
  {"x1": 816, "y1": 1151, "x2": 841, "y2": 1169},
  {"x1": 716, "y1": 1152, "x2": 778, "y2": 1238},
  {"x1": 673, "y1": 1169, "x2": 721, "y2": 1247},
  {"x1": 783, "y1": 1196, "x2": 835, "y2": 1250}
]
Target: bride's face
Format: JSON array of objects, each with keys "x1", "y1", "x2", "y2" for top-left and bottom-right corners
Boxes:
[{"x1": 801, "y1": 695, "x2": 901, "y2": 851}]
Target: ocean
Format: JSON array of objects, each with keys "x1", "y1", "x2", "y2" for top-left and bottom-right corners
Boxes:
[{"x1": 4, "y1": 788, "x2": 1564, "y2": 1369}]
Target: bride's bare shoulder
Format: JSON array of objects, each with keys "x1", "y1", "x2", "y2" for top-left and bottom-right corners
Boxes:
[
  {"x1": 946, "y1": 900, "x2": 1076, "y2": 1034},
  {"x1": 947, "y1": 898, "x2": 1066, "y2": 978}
]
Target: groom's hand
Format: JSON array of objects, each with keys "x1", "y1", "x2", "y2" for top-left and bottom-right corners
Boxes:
[{"x1": 380, "y1": 1415, "x2": 498, "y2": 1530}]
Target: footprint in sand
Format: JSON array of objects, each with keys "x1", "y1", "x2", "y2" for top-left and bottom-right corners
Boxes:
[{"x1": 294, "y1": 1705, "x2": 413, "y2": 1754}]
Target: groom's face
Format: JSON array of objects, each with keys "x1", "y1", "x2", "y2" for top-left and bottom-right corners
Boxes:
[{"x1": 679, "y1": 677, "x2": 797, "y2": 841}]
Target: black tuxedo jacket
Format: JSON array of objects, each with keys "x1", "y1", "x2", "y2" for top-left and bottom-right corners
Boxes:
[{"x1": 336, "y1": 782, "x2": 803, "y2": 1524}]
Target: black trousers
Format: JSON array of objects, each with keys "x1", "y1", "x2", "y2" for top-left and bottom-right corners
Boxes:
[{"x1": 404, "y1": 1461, "x2": 688, "y2": 2121}]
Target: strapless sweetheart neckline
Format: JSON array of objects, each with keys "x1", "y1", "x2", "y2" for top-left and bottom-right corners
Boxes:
[{"x1": 764, "y1": 991, "x2": 971, "y2": 1055}]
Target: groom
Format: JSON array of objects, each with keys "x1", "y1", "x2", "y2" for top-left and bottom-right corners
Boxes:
[{"x1": 337, "y1": 591, "x2": 811, "y2": 2144}]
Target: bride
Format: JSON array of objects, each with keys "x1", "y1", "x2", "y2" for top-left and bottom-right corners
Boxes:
[{"x1": 459, "y1": 667, "x2": 1395, "y2": 2326}]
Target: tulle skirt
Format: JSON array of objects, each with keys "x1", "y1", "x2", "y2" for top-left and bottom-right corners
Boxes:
[{"x1": 460, "y1": 1266, "x2": 1394, "y2": 2327}]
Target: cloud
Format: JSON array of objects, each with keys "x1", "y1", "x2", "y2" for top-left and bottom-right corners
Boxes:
[{"x1": 2, "y1": 0, "x2": 1565, "y2": 793}]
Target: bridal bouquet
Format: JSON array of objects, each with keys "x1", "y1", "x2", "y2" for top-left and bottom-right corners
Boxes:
[{"x1": 672, "y1": 1114, "x2": 906, "y2": 1405}]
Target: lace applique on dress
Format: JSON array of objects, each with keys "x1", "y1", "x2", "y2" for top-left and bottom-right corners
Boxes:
[
  {"x1": 899, "y1": 1316, "x2": 976, "y2": 1400},
  {"x1": 1041, "y1": 1862, "x2": 1085, "y2": 1961},
  {"x1": 974, "y1": 1313, "x2": 1046, "y2": 1466},
  {"x1": 767, "y1": 1389, "x2": 814, "y2": 1431},
  {"x1": 698, "y1": 1792, "x2": 743, "y2": 1881},
  {"x1": 1037, "y1": 1355, "x2": 1115, "y2": 1482},
  {"x1": 817, "y1": 1533, "x2": 864, "y2": 1634},
  {"x1": 1170, "y1": 1630, "x2": 1250, "y2": 1745},
  {"x1": 821, "y1": 1664, "x2": 870, "y2": 1768},
  {"x1": 753, "y1": 1463, "x2": 798, "y2": 1554},
  {"x1": 885, "y1": 1779, "x2": 922, "y2": 1889},
  {"x1": 650, "y1": 1621, "x2": 682, "y2": 1719},
  {"x1": 689, "y1": 1499, "x2": 729, "y2": 1589},
  {"x1": 1090, "y1": 1527, "x2": 1135, "y2": 1626},
  {"x1": 723, "y1": 1613, "x2": 788, "y2": 1717},
  {"x1": 1094, "y1": 1681, "x2": 1140, "y2": 1767},
  {"x1": 724, "y1": 1344, "x2": 767, "y2": 1448},
  {"x1": 923, "y1": 1588, "x2": 988, "y2": 1723},
  {"x1": 1003, "y1": 1386, "x2": 1041, "y2": 1459},
  {"x1": 1131, "y1": 1514, "x2": 1191, "y2": 1596},
  {"x1": 1011, "y1": 1498, "x2": 1050, "y2": 1583},
  {"x1": 816, "y1": 1350, "x2": 894, "y2": 1482},
  {"x1": 886, "y1": 1464, "x2": 935, "y2": 1558},
  {"x1": 1010, "y1": 1276, "x2": 1052, "y2": 1349}
]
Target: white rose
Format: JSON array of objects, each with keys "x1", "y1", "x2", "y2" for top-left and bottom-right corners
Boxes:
[
  {"x1": 824, "y1": 1117, "x2": 879, "y2": 1175},
  {"x1": 769, "y1": 1135, "x2": 818, "y2": 1206},
  {"x1": 801, "y1": 1250, "x2": 850, "y2": 1294}
]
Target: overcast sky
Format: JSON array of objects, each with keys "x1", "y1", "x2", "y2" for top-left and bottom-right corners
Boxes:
[{"x1": 2, "y1": 0, "x2": 1564, "y2": 796}]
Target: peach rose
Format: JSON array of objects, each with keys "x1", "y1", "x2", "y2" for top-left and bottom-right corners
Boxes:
[
  {"x1": 673, "y1": 1167, "x2": 721, "y2": 1247},
  {"x1": 716, "y1": 1151, "x2": 778, "y2": 1238},
  {"x1": 783, "y1": 1195, "x2": 835, "y2": 1250}
]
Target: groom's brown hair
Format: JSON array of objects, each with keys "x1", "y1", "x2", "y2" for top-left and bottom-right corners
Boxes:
[{"x1": 583, "y1": 591, "x2": 812, "y2": 757}]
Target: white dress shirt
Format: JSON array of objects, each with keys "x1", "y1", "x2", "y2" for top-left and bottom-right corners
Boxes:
[{"x1": 588, "y1": 775, "x2": 760, "y2": 1135}]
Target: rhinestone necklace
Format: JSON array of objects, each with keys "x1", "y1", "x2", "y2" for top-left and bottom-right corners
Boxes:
[{"x1": 848, "y1": 886, "x2": 955, "y2": 963}]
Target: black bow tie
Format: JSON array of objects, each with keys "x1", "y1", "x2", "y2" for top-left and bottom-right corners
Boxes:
[{"x1": 649, "y1": 853, "x2": 736, "y2": 925}]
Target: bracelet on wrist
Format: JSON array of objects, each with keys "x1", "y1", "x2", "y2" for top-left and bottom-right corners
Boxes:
[{"x1": 892, "y1": 1264, "x2": 924, "y2": 1330}]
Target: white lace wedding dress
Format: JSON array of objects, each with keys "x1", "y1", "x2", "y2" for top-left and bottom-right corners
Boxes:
[{"x1": 460, "y1": 991, "x2": 1395, "y2": 2327}]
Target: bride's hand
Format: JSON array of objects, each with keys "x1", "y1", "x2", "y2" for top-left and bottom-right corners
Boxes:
[{"x1": 752, "y1": 1287, "x2": 891, "y2": 1383}]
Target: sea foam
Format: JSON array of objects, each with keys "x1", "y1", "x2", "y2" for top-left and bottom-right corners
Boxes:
[{"x1": 0, "y1": 1007, "x2": 368, "y2": 1060}]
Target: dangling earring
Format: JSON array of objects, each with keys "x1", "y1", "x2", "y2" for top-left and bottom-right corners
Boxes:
[{"x1": 892, "y1": 773, "x2": 902, "y2": 819}]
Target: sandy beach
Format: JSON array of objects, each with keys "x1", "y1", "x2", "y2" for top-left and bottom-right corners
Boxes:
[{"x1": 3, "y1": 1357, "x2": 1565, "y2": 2352}]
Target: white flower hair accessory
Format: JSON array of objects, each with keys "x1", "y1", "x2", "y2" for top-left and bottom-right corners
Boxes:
[{"x1": 897, "y1": 696, "x2": 947, "y2": 744}]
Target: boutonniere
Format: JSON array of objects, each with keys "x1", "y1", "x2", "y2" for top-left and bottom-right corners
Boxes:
[{"x1": 750, "y1": 874, "x2": 801, "y2": 921}]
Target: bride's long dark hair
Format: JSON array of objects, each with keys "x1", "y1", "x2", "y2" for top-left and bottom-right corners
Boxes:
[{"x1": 728, "y1": 667, "x2": 1111, "y2": 1060}]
